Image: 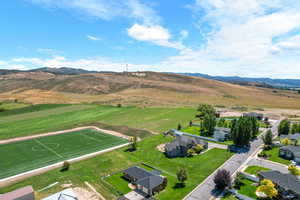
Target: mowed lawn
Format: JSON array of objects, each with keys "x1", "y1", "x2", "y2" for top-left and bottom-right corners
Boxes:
[
  {"x1": 0, "y1": 129, "x2": 127, "y2": 179},
  {"x1": 0, "y1": 134, "x2": 233, "y2": 200},
  {"x1": 0, "y1": 104, "x2": 197, "y2": 140}
]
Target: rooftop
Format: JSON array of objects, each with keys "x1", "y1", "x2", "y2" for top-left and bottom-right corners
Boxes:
[
  {"x1": 259, "y1": 171, "x2": 300, "y2": 195},
  {"x1": 0, "y1": 185, "x2": 34, "y2": 200},
  {"x1": 280, "y1": 145, "x2": 300, "y2": 157}
]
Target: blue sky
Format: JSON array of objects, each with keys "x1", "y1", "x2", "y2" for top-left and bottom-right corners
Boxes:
[{"x1": 1, "y1": 0, "x2": 300, "y2": 78}]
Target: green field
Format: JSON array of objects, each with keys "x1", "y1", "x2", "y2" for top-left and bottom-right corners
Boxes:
[
  {"x1": 0, "y1": 134, "x2": 233, "y2": 200},
  {"x1": 0, "y1": 104, "x2": 196, "y2": 140},
  {"x1": 0, "y1": 129, "x2": 128, "y2": 179}
]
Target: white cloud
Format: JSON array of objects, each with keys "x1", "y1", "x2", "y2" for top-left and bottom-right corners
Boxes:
[
  {"x1": 159, "y1": 0, "x2": 300, "y2": 78},
  {"x1": 87, "y1": 35, "x2": 101, "y2": 41},
  {"x1": 180, "y1": 30, "x2": 189, "y2": 39},
  {"x1": 127, "y1": 24, "x2": 185, "y2": 49},
  {"x1": 29, "y1": 0, "x2": 160, "y2": 25},
  {"x1": 0, "y1": 61, "x2": 7, "y2": 65}
]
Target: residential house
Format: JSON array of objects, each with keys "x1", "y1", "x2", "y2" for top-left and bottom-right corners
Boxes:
[
  {"x1": 122, "y1": 166, "x2": 166, "y2": 197},
  {"x1": 164, "y1": 135, "x2": 208, "y2": 158},
  {"x1": 0, "y1": 186, "x2": 34, "y2": 200},
  {"x1": 279, "y1": 146, "x2": 300, "y2": 164},
  {"x1": 258, "y1": 171, "x2": 300, "y2": 200},
  {"x1": 41, "y1": 188, "x2": 78, "y2": 200},
  {"x1": 243, "y1": 112, "x2": 264, "y2": 120},
  {"x1": 280, "y1": 133, "x2": 300, "y2": 144},
  {"x1": 214, "y1": 127, "x2": 231, "y2": 142}
]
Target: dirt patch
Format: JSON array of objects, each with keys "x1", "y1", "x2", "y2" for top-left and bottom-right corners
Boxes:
[
  {"x1": 73, "y1": 187, "x2": 100, "y2": 200},
  {"x1": 156, "y1": 144, "x2": 166, "y2": 152}
]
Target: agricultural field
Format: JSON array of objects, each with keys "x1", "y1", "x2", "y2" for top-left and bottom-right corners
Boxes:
[
  {"x1": 0, "y1": 104, "x2": 197, "y2": 140},
  {"x1": 0, "y1": 129, "x2": 128, "y2": 179},
  {"x1": 0, "y1": 134, "x2": 233, "y2": 200}
]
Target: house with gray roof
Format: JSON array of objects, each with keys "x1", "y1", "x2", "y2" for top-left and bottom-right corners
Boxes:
[
  {"x1": 122, "y1": 166, "x2": 166, "y2": 197},
  {"x1": 280, "y1": 133, "x2": 300, "y2": 144},
  {"x1": 279, "y1": 145, "x2": 300, "y2": 164},
  {"x1": 164, "y1": 135, "x2": 208, "y2": 158},
  {"x1": 243, "y1": 112, "x2": 264, "y2": 120},
  {"x1": 258, "y1": 170, "x2": 300, "y2": 200},
  {"x1": 214, "y1": 127, "x2": 231, "y2": 142}
]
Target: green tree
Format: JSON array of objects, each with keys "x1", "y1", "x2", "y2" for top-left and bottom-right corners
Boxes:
[
  {"x1": 262, "y1": 130, "x2": 273, "y2": 146},
  {"x1": 297, "y1": 124, "x2": 300, "y2": 133},
  {"x1": 177, "y1": 123, "x2": 182, "y2": 130},
  {"x1": 203, "y1": 113, "x2": 216, "y2": 136},
  {"x1": 217, "y1": 118, "x2": 225, "y2": 127},
  {"x1": 250, "y1": 117, "x2": 259, "y2": 139},
  {"x1": 232, "y1": 117, "x2": 252, "y2": 147},
  {"x1": 290, "y1": 123, "x2": 299, "y2": 134},
  {"x1": 197, "y1": 104, "x2": 216, "y2": 118},
  {"x1": 177, "y1": 168, "x2": 187, "y2": 186},
  {"x1": 130, "y1": 136, "x2": 137, "y2": 151},
  {"x1": 278, "y1": 120, "x2": 290, "y2": 135}
]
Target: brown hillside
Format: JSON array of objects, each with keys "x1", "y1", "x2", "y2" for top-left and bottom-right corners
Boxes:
[{"x1": 0, "y1": 71, "x2": 300, "y2": 109}]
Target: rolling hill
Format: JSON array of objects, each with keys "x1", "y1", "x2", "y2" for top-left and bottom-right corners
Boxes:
[{"x1": 0, "y1": 70, "x2": 300, "y2": 109}]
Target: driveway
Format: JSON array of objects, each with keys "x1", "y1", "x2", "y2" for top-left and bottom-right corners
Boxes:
[
  {"x1": 246, "y1": 158, "x2": 288, "y2": 173},
  {"x1": 208, "y1": 142, "x2": 227, "y2": 150}
]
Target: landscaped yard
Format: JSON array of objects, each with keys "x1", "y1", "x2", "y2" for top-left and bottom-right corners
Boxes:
[
  {"x1": 0, "y1": 134, "x2": 233, "y2": 200},
  {"x1": 262, "y1": 147, "x2": 291, "y2": 165},
  {"x1": 244, "y1": 165, "x2": 270, "y2": 176},
  {"x1": 105, "y1": 172, "x2": 132, "y2": 194},
  {"x1": 238, "y1": 179, "x2": 257, "y2": 199},
  {"x1": 221, "y1": 193, "x2": 237, "y2": 200}
]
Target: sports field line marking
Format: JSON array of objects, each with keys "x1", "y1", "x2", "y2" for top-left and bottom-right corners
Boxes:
[
  {"x1": 79, "y1": 131, "x2": 106, "y2": 143},
  {"x1": 34, "y1": 139, "x2": 63, "y2": 158}
]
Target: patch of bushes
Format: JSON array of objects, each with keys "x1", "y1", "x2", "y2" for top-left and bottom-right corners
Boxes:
[{"x1": 60, "y1": 161, "x2": 70, "y2": 172}]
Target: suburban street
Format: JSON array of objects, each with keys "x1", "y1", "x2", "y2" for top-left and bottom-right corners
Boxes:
[{"x1": 184, "y1": 119, "x2": 282, "y2": 200}]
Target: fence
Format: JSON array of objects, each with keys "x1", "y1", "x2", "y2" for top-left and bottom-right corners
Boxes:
[{"x1": 170, "y1": 129, "x2": 219, "y2": 142}]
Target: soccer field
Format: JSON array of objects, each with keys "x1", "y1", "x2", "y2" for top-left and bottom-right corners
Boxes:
[{"x1": 0, "y1": 129, "x2": 128, "y2": 179}]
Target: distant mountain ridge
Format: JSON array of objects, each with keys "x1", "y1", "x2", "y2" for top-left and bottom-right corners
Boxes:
[
  {"x1": 178, "y1": 73, "x2": 300, "y2": 88},
  {"x1": 1, "y1": 67, "x2": 300, "y2": 88}
]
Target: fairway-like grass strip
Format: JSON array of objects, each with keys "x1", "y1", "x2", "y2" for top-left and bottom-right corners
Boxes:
[
  {"x1": 34, "y1": 139, "x2": 63, "y2": 158},
  {"x1": 0, "y1": 104, "x2": 94, "y2": 123}
]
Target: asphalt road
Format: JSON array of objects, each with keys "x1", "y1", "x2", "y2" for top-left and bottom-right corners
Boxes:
[{"x1": 184, "y1": 119, "x2": 281, "y2": 200}]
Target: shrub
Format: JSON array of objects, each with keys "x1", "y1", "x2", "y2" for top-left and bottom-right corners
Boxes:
[
  {"x1": 258, "y1": 152, "x2": 268, "y2": 158},
  {"x1": 281, "y1": 138, "x2": 290, "y2": 146},
  {"x1": 233, "y1": 172, "x2": 245, "y2": 189},
  {"x1": 256, "y1": 179, "x2": 278, "y2": 198},
  {"x1": 288, "y1": 164, "x2": 300, "y2": 176},
  {"x1": 176, "y1": 168, "x2": 187, "y2": 185},
  {"x1": 193, "y1": 144, "x2": 204, "y2": 153},
  {"x1": 61, "y1": 161, "x2": 70, "y2": 172},
  {"x1": 213, "y1": 169, "x2": 232, "y2": 190},
  {"x1": 187, "y1": 148, "x2": 195, "y2": 157}
]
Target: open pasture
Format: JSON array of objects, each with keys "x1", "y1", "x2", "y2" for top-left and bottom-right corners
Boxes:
[
  {"x1": 0, "y1": 129, "x2": 127, "y2": 179},
  {"x1": 0, "y1": 104, "x2": 196, "y2": 140}
]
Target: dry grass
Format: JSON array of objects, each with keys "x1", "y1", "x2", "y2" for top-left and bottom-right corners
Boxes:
[{"x1": 1, "y1": 71, "x2": 300, "y2": 109}]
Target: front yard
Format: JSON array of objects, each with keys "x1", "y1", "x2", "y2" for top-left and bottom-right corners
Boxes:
[
  {"x1": 0, "y1": 134, "x2": 233, "y2": 200},
  {"x1": 261, "y1": 147, "x2": 291, "y2": 165},
  {"x1": 244, "y1": 165, "x2": 270, "y2": 176}
]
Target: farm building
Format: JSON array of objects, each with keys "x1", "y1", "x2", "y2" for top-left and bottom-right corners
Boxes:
[
  {"x1": 165, "y1": 135, "x2": 208, "y2": 158},
  {"x1": 122, "y1": 166, "x2": 166, "y2": 197},
  {"x1": 0, "y1": 185, "x2": 34, "y2": 200}
]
